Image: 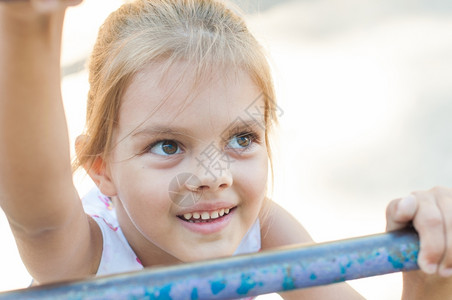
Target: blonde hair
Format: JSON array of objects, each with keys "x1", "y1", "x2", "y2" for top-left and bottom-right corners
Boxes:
[{"x1": 74, "y1": 0, "x2": 278, "y2": 172}]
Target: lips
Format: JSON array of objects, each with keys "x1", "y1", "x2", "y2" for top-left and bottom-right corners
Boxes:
[
  {"x1": 179, "y1": 208, "x2": 232, "y2": 223},
  {"x1": 177, "y1": 206, "x2": 236, "y2": 234}
]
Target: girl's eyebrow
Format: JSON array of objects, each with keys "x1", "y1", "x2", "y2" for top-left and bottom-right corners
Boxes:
[
  {"x1": 131, "y1": 125, "x2": 192, "y2": 138},
  {"x1": 131, "y1": 118, "x2": 265, "y2": 139},
  {"x1": 221, "y1": 118, "x2": 266, "y2": 137}
]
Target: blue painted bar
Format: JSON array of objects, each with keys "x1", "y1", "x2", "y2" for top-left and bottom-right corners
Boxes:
[{"x1": 0, "y1": 228, "x2": 419, "y2": 299}]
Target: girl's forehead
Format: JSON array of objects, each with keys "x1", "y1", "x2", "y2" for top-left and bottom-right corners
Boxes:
[{"x1": 119, "y1": 62, "x2": 264, "y2": 129}]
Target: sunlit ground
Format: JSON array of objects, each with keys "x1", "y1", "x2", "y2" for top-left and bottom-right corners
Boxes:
[{"x1": 1, "y1": 1, "x2": 452, "y2": 299}]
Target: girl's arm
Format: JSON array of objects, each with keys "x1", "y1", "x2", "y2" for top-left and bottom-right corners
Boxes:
[
  {"x1": 0, "y1": 1, "x2": 101, "y2": 284},
  {"x1": 261, "y1": 201, "x2": 364, "y2": 299}
]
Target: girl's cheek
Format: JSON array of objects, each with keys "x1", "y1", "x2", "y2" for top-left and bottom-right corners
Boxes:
[
  {"x1": 138, "y1": 155, "x2": 185, "y2": 170},
  {"x1": 236, "y1": 156, "x2": 268, "y2": 195}
]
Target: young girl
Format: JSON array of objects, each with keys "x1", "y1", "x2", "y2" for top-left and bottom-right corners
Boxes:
[{"x1": 0, "y1": 0, "x2": 451, "y2": 299}]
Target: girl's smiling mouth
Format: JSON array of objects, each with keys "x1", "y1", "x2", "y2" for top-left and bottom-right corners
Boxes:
[
  {"x1": 178, "y1": 207, "x2": 235, "y2": 223},
  {"x1": 177, "y1": 207, "x2": 237, "y2": 234}
]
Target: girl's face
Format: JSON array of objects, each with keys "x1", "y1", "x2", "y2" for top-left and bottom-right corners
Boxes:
[{"x1": 100, "y1": 62, "x2": 269, "y2": 265}]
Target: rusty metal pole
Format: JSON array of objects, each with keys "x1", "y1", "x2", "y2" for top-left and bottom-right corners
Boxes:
[{"x1": 0, "y1": 228, "x2": 419, "y2": 300}]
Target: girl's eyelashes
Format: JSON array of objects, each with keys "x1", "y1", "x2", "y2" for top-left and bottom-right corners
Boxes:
[
  {"x1": 225, "y1": 131, "x2": 260, "y2": 151},
  {"x1": 147, "y1": 140, "x2": 182, "y2": 156}
]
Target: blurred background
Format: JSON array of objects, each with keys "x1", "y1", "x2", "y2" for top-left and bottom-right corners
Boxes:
[{"x1": 1, "y1": 0, "x2": 452, "y2": 299}]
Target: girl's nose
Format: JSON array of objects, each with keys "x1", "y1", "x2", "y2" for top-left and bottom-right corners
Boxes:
[
  {"x1": 168, "y1": 152, "x2": 234, "y2": 207},
  {"x1": 188, "y1": 156, "x2": 233, "y2": 193}
]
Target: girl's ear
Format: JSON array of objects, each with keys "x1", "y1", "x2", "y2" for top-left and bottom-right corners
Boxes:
[
  {"x1": 88, "y1": 157, "x2": 118, "y2": 197},
  {"x1": 75, "y1": 135, "x2": 118, "y2": 197}
]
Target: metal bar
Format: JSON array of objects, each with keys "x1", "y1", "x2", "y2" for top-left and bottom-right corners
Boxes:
[{"x1": 0, "y1": 228, "x2": 419, "y2": 300}]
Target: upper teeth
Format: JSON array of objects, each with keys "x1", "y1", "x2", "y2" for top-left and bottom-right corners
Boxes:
[{"x1": 183, "y1": 208, "x2": 231, "y2": 221}]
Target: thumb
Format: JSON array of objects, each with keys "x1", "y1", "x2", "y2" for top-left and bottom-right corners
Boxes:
[{"x1": 386, "y1": 194, "x2": 418, "y2": 231}]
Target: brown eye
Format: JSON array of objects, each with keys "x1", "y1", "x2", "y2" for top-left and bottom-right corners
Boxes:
[
  {"x1": 236, "y1": 135, "x2": 251, "y2": 147},
  {"x1": 149, "y1": 140, "x2": 180, "y2": 155},
  {"x1": 227, "y1": 133, "x2": 253, "y2": 149}
]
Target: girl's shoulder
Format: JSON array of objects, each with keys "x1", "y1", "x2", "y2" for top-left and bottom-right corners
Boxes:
[
  {"x1": 260, "y1": 200, "x2": 314, "y2": 250},
  {"x1": 81, "y1": 188, "x2": 143, "y2": 275},
  {"x1": 234, "y1": 219, "x2": 261, "y2": 255},
  {"x1": 82, "y1": 187, "x2": 116, "y2": 222}
]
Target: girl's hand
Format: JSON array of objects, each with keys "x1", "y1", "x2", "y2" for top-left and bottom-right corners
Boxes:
[
  {"x1": 0, "y1": 0, "x2": 82, "y2": 35},
  {"x1": 386, "y1": 186, "x2": 452, "y2": 299},
  {"x1": 0, "y1": 0, "x2": 82, "y2": 17},
  {"x1": 29, "y1": 0, "x2": 82, "y2": 13}
]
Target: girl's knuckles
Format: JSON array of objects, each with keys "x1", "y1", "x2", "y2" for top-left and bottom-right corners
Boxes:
[
  {"x1": 421, "y1": 244, "x2": 445, "y2": 262},
  {"x1": 415, "y1": 214, "x2": 443, "y2": 229}
]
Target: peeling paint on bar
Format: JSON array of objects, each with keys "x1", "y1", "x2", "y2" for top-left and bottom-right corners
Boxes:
[{"x1": 0, "y1": 228, "x2": 419, "y2": 300}]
